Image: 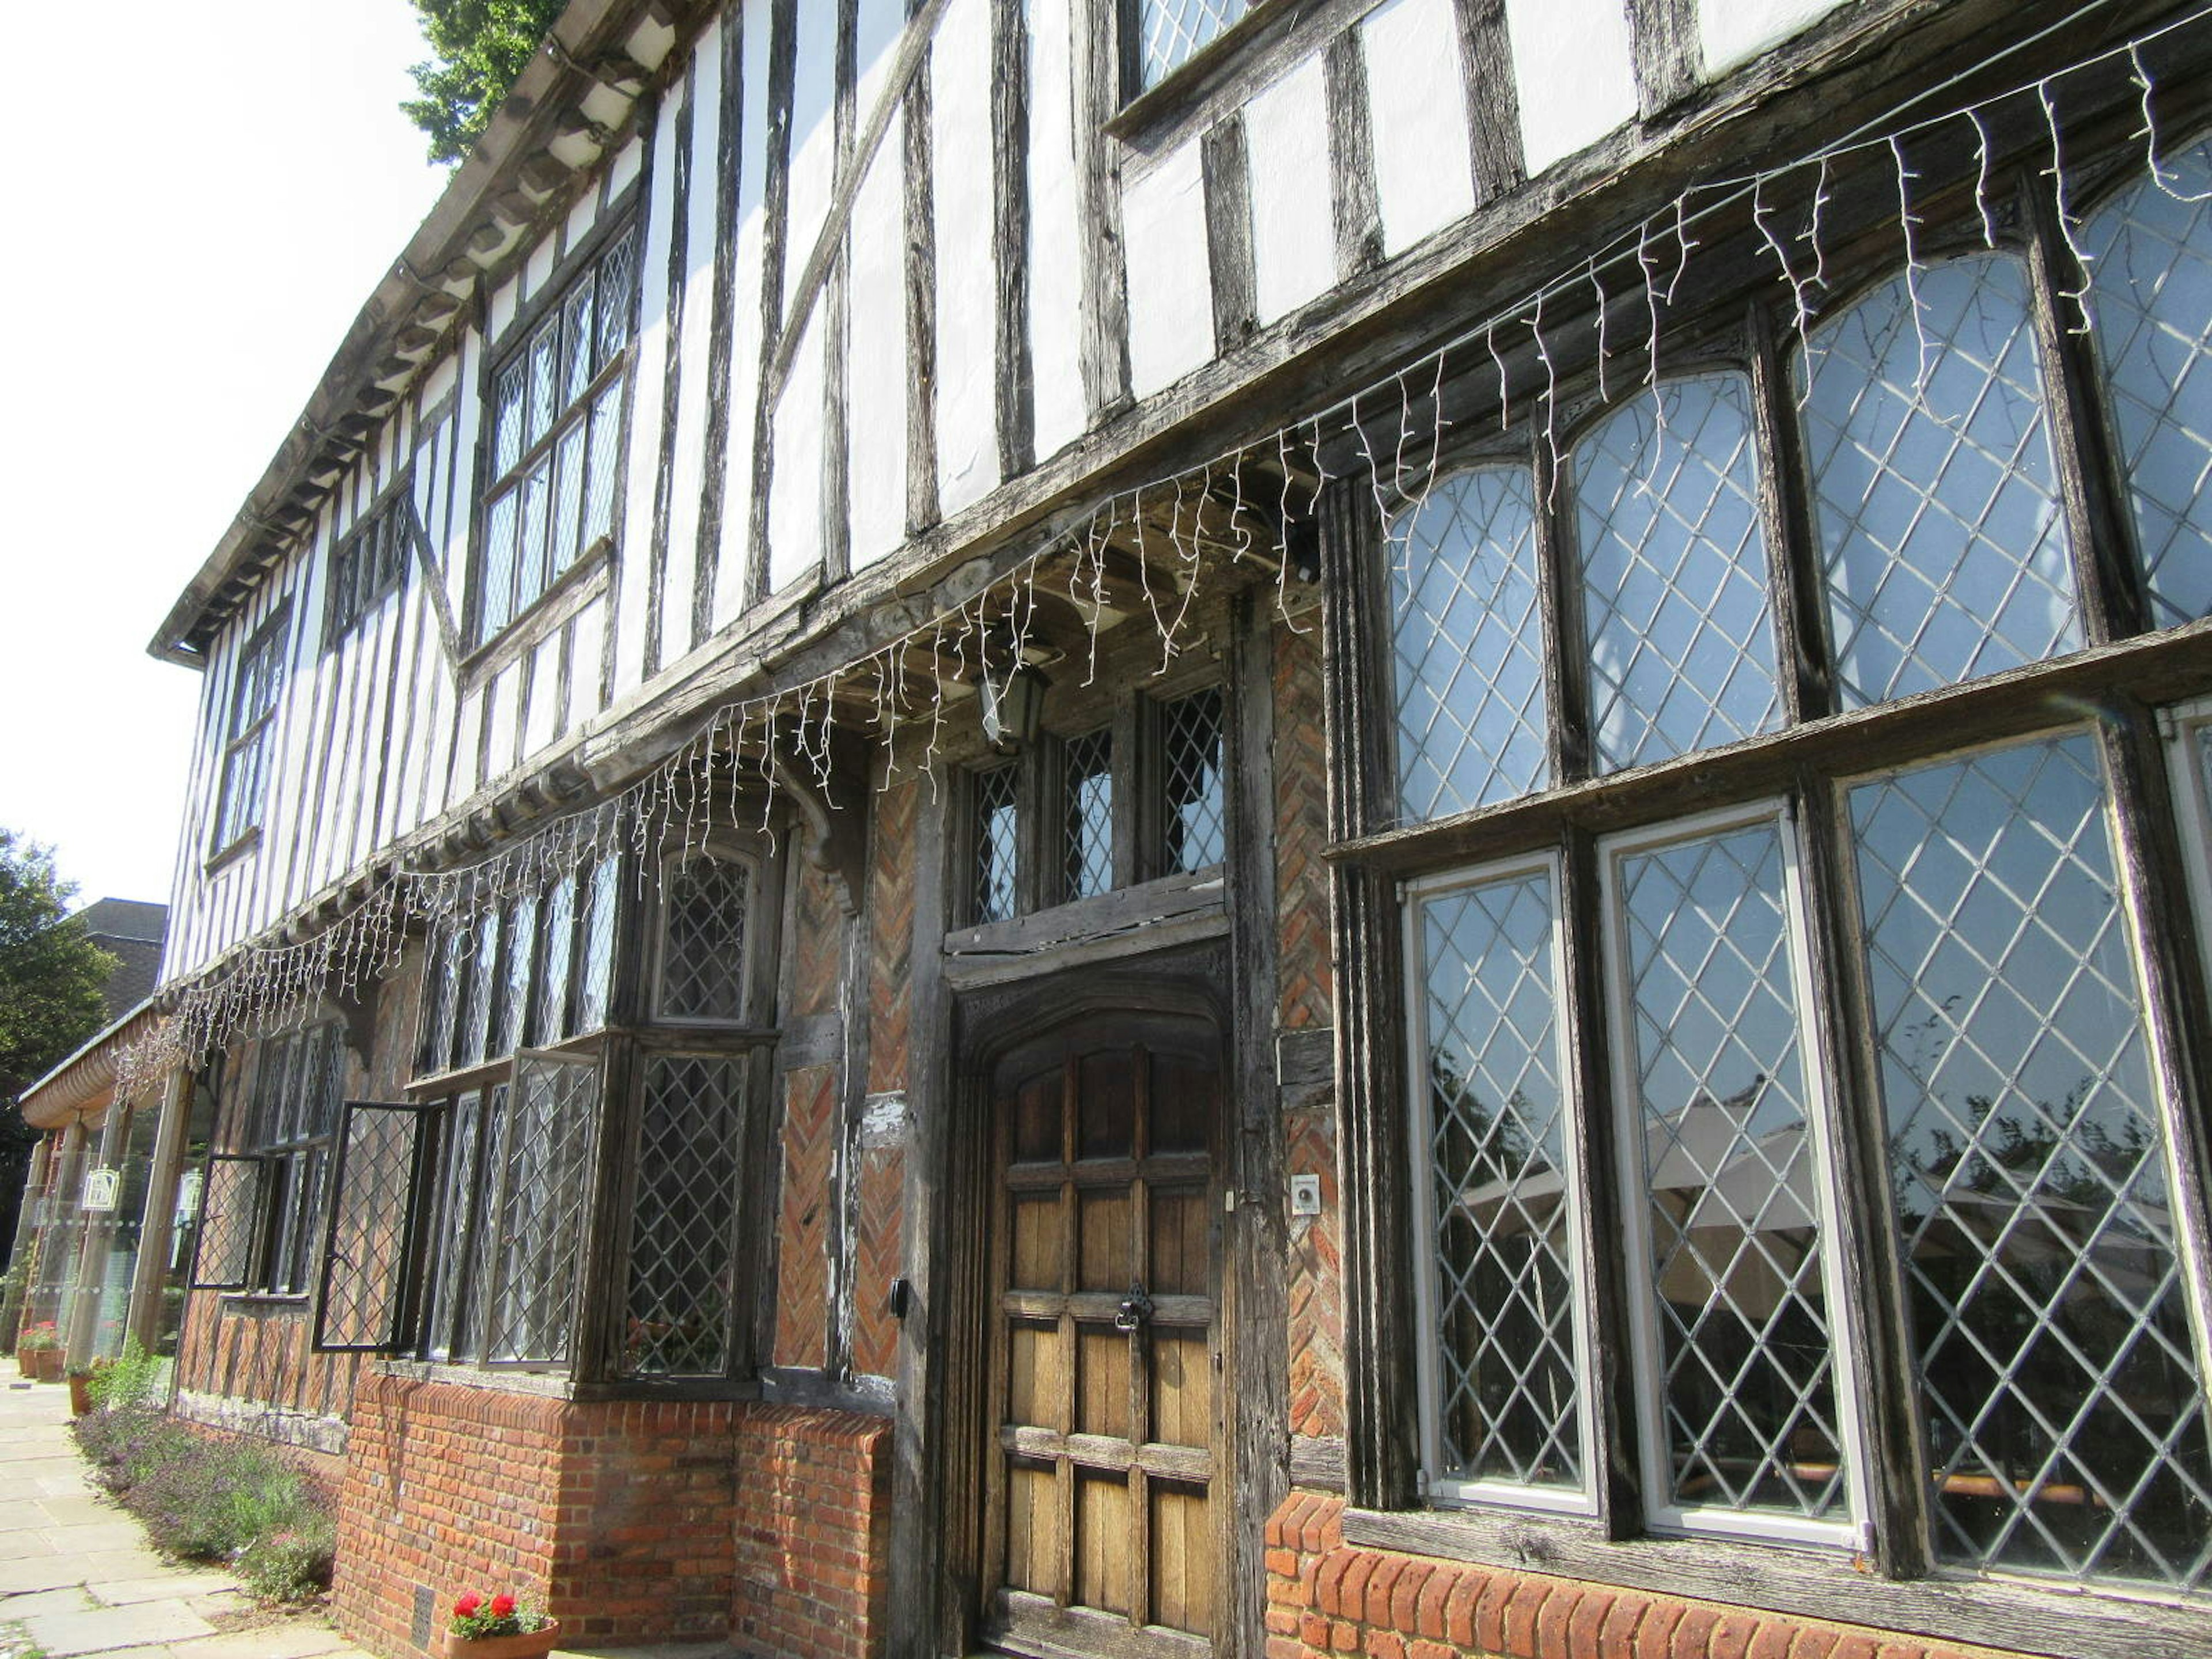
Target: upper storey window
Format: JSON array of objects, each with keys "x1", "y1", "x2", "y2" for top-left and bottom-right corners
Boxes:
[
  {"x1": 327, "y1": 492, "x2": 412, "y2": 645},
  {"x1": 475, "y1": 227, "x2": 638, "y2": 644},
  {"x1": 1135, "y1": 0, "x2": 1255, "y2": 90},
  {"x1": 210, "y1": 609, "x2": 289, "y2": 858}
]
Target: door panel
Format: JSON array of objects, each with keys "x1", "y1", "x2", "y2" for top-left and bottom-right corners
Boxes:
[{"x1": 987, "y1": 1027, "x2": 1222, "y2": 1659}]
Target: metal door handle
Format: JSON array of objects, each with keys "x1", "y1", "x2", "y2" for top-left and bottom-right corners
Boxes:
[{"x1": 1115, "y1": 1282, "x2": 1154, "y2": 1332}]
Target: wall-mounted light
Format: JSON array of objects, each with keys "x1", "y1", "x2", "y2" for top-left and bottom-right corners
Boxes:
[{"x1": 979, "y1": 635, "x2": 1050, "y2": 752}]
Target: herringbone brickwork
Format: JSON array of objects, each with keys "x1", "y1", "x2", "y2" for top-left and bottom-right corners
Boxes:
[
  {"x1": 1263, "y1": 1493, "x2": 2033, "y2": 1659},
  {"x1": 1274, "y1": 614, "x2": 1332, "y2": 1031},
  {"x1": 774, "y1": 1064, "x2": 838, "y2": 1368},
  {"x1": 791, "y1": 863, "x2": 844, "y2": 1018},
  {"x1": 1286, "y1": 1105, "x2": 1345, "y2": 1437},
  {"x1": 850, "y1": 1134, "x2": 904, "y2": 1379}
]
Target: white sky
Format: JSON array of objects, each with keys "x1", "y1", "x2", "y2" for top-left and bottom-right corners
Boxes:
[{"x1": 0, "y1": 3, "x2": 450, "y2": 911}]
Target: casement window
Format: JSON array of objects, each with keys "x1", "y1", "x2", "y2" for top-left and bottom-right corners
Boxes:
[
  {"x1": 190, "y1": 1021, "x2": 344, "y2": 1297},
  {"x1": 1350, "y1": 130, "x2": 2212, "y2": 1639},
  {"x1": 1131, "y1": 0, "x2": 1255, "y2": 92},
  {"x1": 474, "y1": 225, "x2": 638, "y2": 644},
  {"x1": 961, "y1": 684, "x2": 1226, "y2": 926},
  {"x1": 353, "y1": 839, "x2": 772, "y2": 1381},
  {"x1": 209, "y1": 609, "x2": 289, "y2": 857},
  {"x1": 325, "y1": 492, "x2": 412, "y2": 645}
]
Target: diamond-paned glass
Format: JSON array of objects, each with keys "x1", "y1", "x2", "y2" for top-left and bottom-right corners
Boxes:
[
  {"x1": 1612, "y1": 819, "x2": 1849, "y2": 1525},
  {"x1": 658, "y1": 855, "x2": 751, "y2": 1021},
  {"x1": 2084, "y1": 143, "x2": 2212, "y2": 627},
  {"x1": 1798, "y1": 253, "x2": 2079, "y2": 707},
  {"x1": 1575, "y1": 374, "x2": 1783, "y2": 774},
  {"x1": 576, "y1": 857, "x2": 620, "y2": 1031},
  {"x1": 1161, "y1": 687, "x2": 1226, "y2": 873},
  {"x1": 1063, "y1": 730, "x2": 1114, "y2": 902},
  {"x1": 317, "y1": 1103, "x2": 433, "y2": 1351},
  {"x1": 1851, "y1": 734, "x2": 2212, "y2": 1589},
  {"x1": 485, "y1": 1055, "x2": 601, "y2": 1366},
  {"x1": 531, "y1": 875, "x2": 575, "y2": 1047},
  {"x1": 1391, "y1": 466, "x2": 1548, "y2": 819},
  {"x1": 1417, "y1": 869, "x2": 1585, "y2": 1494},
  {"x1": 975, "y1": 764, "x2": 1020, "y2": 924},
  {"x1": 624, "y1": 1055, "x2": 746, "y2": 1377},
  {"x1": 1137, "y1": 0, "x2": 1251, "y2": 89},
  {"x1": 426, "y1": 1090, "x2": 488, "y2": 1362}
]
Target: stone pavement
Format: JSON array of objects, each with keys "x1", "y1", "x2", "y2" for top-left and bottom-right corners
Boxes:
[{"x1": 0, "y1": 1377, "x2": 371, "y2": 1659}]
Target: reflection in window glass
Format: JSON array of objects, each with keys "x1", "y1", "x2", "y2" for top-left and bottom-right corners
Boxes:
[
  {"x1": 1575, "y1": 375, "x2": 1783, "y2": 774},
  {"x1": 1851, "y1": 734, "x2": 2212, "y2": 1589},
  {"x1": 1161, "y1": 688, "x2": 1226, "y2": 873},
  {"x1": 1391, "y1": 467, "x2": 1548, "y2": 819},
  {"x1": 1799, "y1": 254, "x2": 2078, "y2": 707},
  {"x1": 1611, "y1": 819, "x2": 1851, "y2": 1531},
  {"x1": 975, "y1": 764, "x2": 1020, "y2": 925},
  {"x1": 624, "y1": 1055, "x2": 744, "y2": 1377},
  {"x1": 2084, "y1": 142, "x2": 2212, "y2": 627},
  {"x1": 658, "y1": 855, "x2": 752, "y2": 1022},
  {"x1": 1415, "y1": 868, "x2": 1585, "y2": 1498},
  {"x1": 1136, "y1": 0, "x2": 1252, "y2": 90},
  {"x1": 1063, "y1": 730, "x2": 1113, "y2": 903}
]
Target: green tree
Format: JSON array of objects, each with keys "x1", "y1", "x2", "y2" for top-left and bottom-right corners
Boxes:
[
  {"x1": 402, "y1": 0, "x2": 569, "y2": 166},
  {"x1": 0, "y1": 833, "x2": 118, "y2": 1268}
]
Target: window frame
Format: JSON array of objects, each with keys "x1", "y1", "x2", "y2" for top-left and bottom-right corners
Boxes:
[
  {"x1": 324, "y1": 483, "x2": 415, "y2": 649},
  {"x1": 1323, "y1": 113, "x2": 2212, "y2": 1652},
  {"x1": 466, "y1": 211, "x2": 642, "y2": 653},
  {"x1": 208, "y1": 606, "x2": 291, "y2": 863},
  {"x1": 239, "y1": 1021, "x2": 347, "y2": 1301}
]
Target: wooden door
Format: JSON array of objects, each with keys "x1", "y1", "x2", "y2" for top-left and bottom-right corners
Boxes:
[{"x1": 985, "y1": 1027, "x2": 1222, "y2": 1659}]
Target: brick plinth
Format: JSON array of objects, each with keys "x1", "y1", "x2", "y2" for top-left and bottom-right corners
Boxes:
[
  {"x1": 730, "y1": 1404, "x2": 892, "y2": 1659},
  {"x1": 1263, "y1": 1493, "x2": 2034, "y2": 1659},
  {"x1": 333, "y1": 1375, "x2": 741, "y2": 1656}
]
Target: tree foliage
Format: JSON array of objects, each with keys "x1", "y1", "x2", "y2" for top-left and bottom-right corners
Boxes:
[
  {"x1": 0, "y1": 831, "x2": 116, "y2": 1105},
  {"x1": 402, "y1": 0, "x2": 569, "y2": 166}
]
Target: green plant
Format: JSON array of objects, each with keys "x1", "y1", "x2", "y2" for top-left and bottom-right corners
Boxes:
[
  {"x1": 448, "y1": 1591, "x2": 549, "y2": 1639},
  {"x1": 16, "y1": 1321, "x2": 57, "y2": 1353},
  {"x1": 237, "y1": 1518, "x2": 336, "y2": 1602},
  {"x1": 0, "y1": 1616, "x2": 48, "y2": 1659},
  {"x1": 86, "y1": 1339, "x2": 162, "y2": 1412}
]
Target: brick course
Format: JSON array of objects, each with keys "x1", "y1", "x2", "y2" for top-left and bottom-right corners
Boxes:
[{"x1": 1262, "y1": 1494, "x2": 2037, "y2": 1659}]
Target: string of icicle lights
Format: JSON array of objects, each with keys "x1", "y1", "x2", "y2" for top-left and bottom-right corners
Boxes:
[{"x1": 109, "y1": 0, "x2": 2212, "y2": 1102}]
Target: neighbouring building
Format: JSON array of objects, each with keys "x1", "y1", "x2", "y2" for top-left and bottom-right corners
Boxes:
[{"x1": 72, "y1": 1, "x2": 2212, "y2": 1657}]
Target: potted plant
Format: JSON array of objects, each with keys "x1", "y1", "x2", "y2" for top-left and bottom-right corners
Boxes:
[
  {"x1": 432, "y1": 1591, "x2": 559, "y2": 1659},
  {"x1": 17, "y1": 1323, "x2": 62, "y2": 1382}
]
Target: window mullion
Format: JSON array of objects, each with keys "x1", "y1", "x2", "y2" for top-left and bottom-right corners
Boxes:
[
  {"x1": 1533, "y1": 438, "x2": 1590, "y2": 787},
  {"x1": 1746, "y1": 304, "x2": 1834, "y2": 726},
  {"x1": 2018, "y1": 179, "x2": 2151, "y2": 643},
  {"x1": 2101, "y1": 711, "x2": 2212, "y2": 1399},
  {"x1": 1557, "y1": 827, "x2": 1637, "y2": 1537},
  {"x1": 1796, "y1": 770, "x2": 1932, "y2": 1577},
  {"x1": 1110, "y1": 698, "x2": 1142, "y2": 891}
]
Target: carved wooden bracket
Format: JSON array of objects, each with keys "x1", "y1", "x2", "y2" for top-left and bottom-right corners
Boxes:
[{"x1": 769, "y1": 730, "x2": 870, "y2": 918}]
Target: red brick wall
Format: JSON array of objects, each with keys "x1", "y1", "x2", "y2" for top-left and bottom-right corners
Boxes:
[
  {"x1": 731, "y1": 1405, "x2": 893, "y2": 1659},
  {"x1": 333, "y1": 1376, "x2": 740, "y2": 1656},
  {"x1": 1264, "y1": 1494, "x2": 2031, "y2": 1659}
]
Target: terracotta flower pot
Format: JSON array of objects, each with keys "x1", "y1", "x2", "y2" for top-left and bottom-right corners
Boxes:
[
  {"x1": 433, "y1": 1621, "x2": 560, "y2": 1659},
  {"x1": 29, "y1": 1349, "x2": 63, "y2": 1384},
  {"x1": 67, "y1": 1373, "x2": 93, "y2": 1416}
]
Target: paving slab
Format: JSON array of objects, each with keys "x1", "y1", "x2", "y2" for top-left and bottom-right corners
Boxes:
[
  {"x1": 167, "y1": 1626, "x2": 354, "y2": 1659},
  {"x1": 22, "y1": 1600, "x2": 217, "y2": 1657},
  {"x1": 1, "y1": 1586, "x2": 97, "y2": 1618},
  {"x1": 43, "y1": 1525, "x2": 148, "y2": 1555},
  {"x1": 0, "y1": 1533, "x2": 57, "y2": 1563},
  {"x1": 0, "y1": 1555, "x2": 92, "y2": 1594},
  {"x1": 39, "y1": 1497, "x2": 124, "y2": 1528},
  {"x1": 90, "y1": 1577, "x2": 239, "y2": 1609}
]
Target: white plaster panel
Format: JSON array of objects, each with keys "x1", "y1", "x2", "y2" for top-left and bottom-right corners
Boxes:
[
  {"x1": 571, "y1": 598, "x2": 607, "y2": 722},
  {"x1": 933, "y1": 0, "x2": 1002, "y2": 517},
  {"x1": 522, "y1": 636, "x2": 559, "y2": 759},
  {"x1": 849, "y1": 134, "x2": 910, "y2": 571},
  {"x1": 1361, "y1": 0, "x2": 1476, "y2": 255},
  {"x1": 563, "y1": 188, "x2": 600, "y2": 259},
  {"x1": 856, "y1": 0, "x2": 904, "y2": 120},
  {"x1": 1699, "y1": 0, "x2": 1844, "y2": 76},
  {"x1": 524, "y1": 236, "x2": 557, "y2": 306},
  {"x1": 769, "y1": 309, "x2": 827, "y2": 593},
  {"x1": 613, "y1": 86, "x2": 686, "y2": 696},
  {"x1": 608, "y1": 133, "x2": 646, "y2": 200},
  {"x1": 1503, "y1": 0, "x2": 1636, "y2": 176},
  {"x1": 786, "y1": 1, "x2": 839, "y2": 316},
  {"x1": 1244, "y1": 56, "x2": 1334, "y2": 324},
  {"x1": 488, "y1": 275, "x2": 520, "y2": 344},
  {"x1": 418, "y1": 352, "x2": 459, "y2": 411},
  {"x1": 1123, "y1": 138, "x2": 1214, "y2": 399},
  {"x1": 712, "y1": 0, "x2": 775, "y2": 631},
  {"x1": 1028, "y1": 0, "x2": 1086, "y2": 459}
]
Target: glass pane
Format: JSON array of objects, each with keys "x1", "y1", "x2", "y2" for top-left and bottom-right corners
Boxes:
[
  {"x1": 419, "y1": 927, "x2": 459, "y2": 1074},
  {"x1": 499, "y1": 893, "x2": 537, "y2": 1058},
  {"x1": 1161, "y1": 688, "x2": 1226, "y2": 873},
  {"x1": 559, "y1": 269, "x2": 597, "y2": 408},
  {"x1": 517, "y1": 459, "x2": 553, "y2": 615},
  {"x1": 481, "y1": 491, "x2": 519, "y2": 639},
  {"x1": 2084, "y1": 145, "x2": 2212, "y2": 627},
  {"x1": 531, "y1": 875, "x2": 575, "y2": 1047},
  {"x1": 584, "y1": 382, "x2": 625, "y2": 548},
  {"x1": 1577, "y1": 374, "x2": 1783, "y2": 774},
  {"x1": 492, "y1": 359, "x2": 527, "y2": 478},
  {"x1": 1137, "y1": 0, "x2": 1251, "y2": 89},
  {"x1": 575, "y1": 857, "x2": 620, "y2": 1031},
  {"x1": 1613, "y1": 819, "x2": 1848, "y2": 1523},
  {"x1": 1391, "y1": 466, "x2": 1548, "y2": 817},
  {"x1": 460, "y1": 908, "x2": 499, "y2": 1068},
  {"x1": 975, "y1": 764, "x2": 1020, "y2": 924},
  {"x1": 486, "y1": 1056, "x2": 600, "y2": 1365},
  {"x1": 1418, "y1": 869, "x2": 1583, "y2": 1493},
  {"x1": 1063, "y1": 729, "x2": 1113, "y2": 902},
  {"x1": 525, "y1": 319, "x2": 560, "y2": 452},
  {"x1": 425, "y1": 1092, "x2": 483, "y2": 1361},
  {"x1": 624, "y1": 1055, "x2": 744, "y2": 1376},
  {"x1": 596, "y1": 232, "x2": 637, "y2": 366},
  {"x1": 1851, "y1": 734, "x2": 2212, "y2": 1589},
  {"x1": 1799, "y1": 253, "x2": 2078, "y2": 706},
  {"x1": 550, "y1": 421, "x2": 588, "y2": 581},
  {"x1": 659, "y1": 855, "x2": 751, "y2": 1021}
]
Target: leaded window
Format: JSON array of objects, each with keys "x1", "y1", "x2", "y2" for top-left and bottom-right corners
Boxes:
[
  {"x1": 974, "y1": 763, "x2": 1021, "y2": 925},
  {"x1": 476, "y1": 228, "x2": 637, "y2": 642},
  {"x1": 245, "y1": 1022, "x2": 346, "y2": 1297},
  {"x1": 623, "y1": 1054, "x2": 747, "y2": 1377},
  {"x1": 416, "y1": 858, "x2": 620, "y2": 1078},
  {"x1": 1133, "y1": 0, "x2": 1252, "y2": 91},
  {"x1": 211, "y1": 609, "x2": 288, "y2": 856},
  {"x1": 1160, "y1": 687, "x2": 1226, "y2": 874},
  {"x1": 326, "y1": 493, "x2": 411, "y2": 644},
  {"x1": 657, "y1": 853, "x2": 752, "y2": 1023},
  {"x1": 1063, "y1": 729, "x2": 1115, "y2": 902}
]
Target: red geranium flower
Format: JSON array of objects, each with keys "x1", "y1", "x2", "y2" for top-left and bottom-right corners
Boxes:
[
  {"x1": 454, "y1": 1593, "x2": 482, "y2": 1617},
  {"x1": 488, "y1": 1596, "x2": 516, "y2": 1619}
]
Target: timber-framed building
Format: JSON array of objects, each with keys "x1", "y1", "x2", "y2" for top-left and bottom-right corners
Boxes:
[{"x1": 39, "y1": 1, "x2": 2212, "y2": 1657}]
